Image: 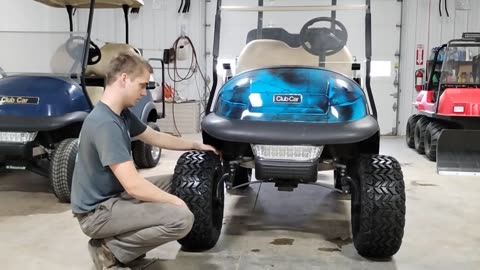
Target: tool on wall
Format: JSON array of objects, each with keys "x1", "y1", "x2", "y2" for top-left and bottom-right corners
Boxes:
[
  {"x1": 439, "y1": 0, "x2": 449, "y2": 17},
  {"x1": 178, "y1": 0, "x2": 191, "y2": 13}
]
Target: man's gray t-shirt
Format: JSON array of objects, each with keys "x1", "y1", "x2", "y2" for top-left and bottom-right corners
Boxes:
[{"x1": 71, "y1": 101, "x2": 147, "y2": 214}]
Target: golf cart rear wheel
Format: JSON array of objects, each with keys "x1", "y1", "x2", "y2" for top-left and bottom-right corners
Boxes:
[
  {"x1": 414, "y1": 117, "x2": 429, "y2": 154},
  {"x1": 424, "y1": 122, "x2": 443, "y2": 161},
  {"x1": 132, "y1": 122, "x2": 161, "y2": 169},
  {"x1": 350, "y1": 155, "x2": 405, "y2": 258},
  {"x1": 49, "y1": 138, "x2": 79, "y2": 203},
  {"x1": 406, "y1": 114, "x2": 421, "y2": 148},
  {"x1": 172, "y1": 151, "x2": 224, "y2": 251}
]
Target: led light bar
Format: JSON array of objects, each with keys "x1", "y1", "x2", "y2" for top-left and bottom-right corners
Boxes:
[
  {"x1": 0, "y1": 132, "x2": 37, "y2": 143},
  {"x1": 462, "y1": 32, "x2": 480, "y2": 40},
  {"x1": 252, "y1": 145, "x2": 323, "y2": 162}
]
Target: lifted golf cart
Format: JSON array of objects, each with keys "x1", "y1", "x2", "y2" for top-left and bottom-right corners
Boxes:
[
  {"x1": 0, "y1": 0, "x2": 166, "y2": 202},
  {"x1": 171, "y1": 0, "x2": 406, "y2": 259}
]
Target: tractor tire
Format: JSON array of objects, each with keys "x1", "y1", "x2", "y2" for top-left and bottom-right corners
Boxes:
[
  {"x1": 406, "y1": 114, "x2": 421, "y2": 148},
  {"x1": 349, "y1": 155, "x2": 406, "y2": 258},
  {"x1": 424, "y1": 122, "x2": 443, "y2": 161},
  {"x1": 227, "y1": 167, "x2": 252, "y2": 191},
  {"x1": 132, "y1": 122, "x2": 161, "y2": 169},
  {"x1": 172, "y1": 151, "x2": 224, "y2": 251},
  {"x1": 414, "y1": 117, "x2": 429, "y2": 154},
  {"x1": 49, "y1": 138, "x2": 79, "y2": 203}
]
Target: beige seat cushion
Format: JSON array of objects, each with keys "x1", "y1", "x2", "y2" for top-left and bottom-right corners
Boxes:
[
  {"x1": 85, "y1": 43, "x2": 141, "y2": 78},
  {"x1": 236, "y1": 40, "x2": 354, "y2": 77},
  {"x1": 86, "y1": 86, "x2": 104, "y2": 106}
]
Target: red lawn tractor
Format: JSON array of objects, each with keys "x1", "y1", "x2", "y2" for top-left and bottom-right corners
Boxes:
[{"x1": 406, "y1": 32, "x2": 480, "y2": 175}]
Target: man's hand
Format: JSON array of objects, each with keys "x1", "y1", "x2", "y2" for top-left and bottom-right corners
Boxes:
[{"x1": 193, "y1": 142, "x2": 220, "y2": 155}]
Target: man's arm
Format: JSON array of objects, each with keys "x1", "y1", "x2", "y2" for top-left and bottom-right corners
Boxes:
[
  {"x1": 109, "y1": 160, "x2": 187, "y2": 208},
  {"x1": 136, "y1": 125, "x2": 219, "y2": 154}
]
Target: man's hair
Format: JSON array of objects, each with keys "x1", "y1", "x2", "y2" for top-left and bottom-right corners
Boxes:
[{"x1": 105, "y1": 52, "x2": 153, "y2": 86}]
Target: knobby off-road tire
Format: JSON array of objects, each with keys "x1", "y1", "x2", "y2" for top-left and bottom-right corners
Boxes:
[
  {"x1": 414, "y1": 117, "x2": 429, "y2": 154},
  {"x1": 424, "y1": 122, "x2": 443, "y2": 161},
  {"x1": 132, "y1": 122, "x2": 162, "y2": 168},
  {"x1": 49, "y1": 138, "x2": 79, "y2": 203},
  {"x1": 172, "y1": 151, "x2": 224, "y2": 251},
  {"x1": 406, "y1": 114, "x2": 421, "y2": 148},
  {"x1": 350, "y1": 155, "x2": 406, "y2": 258}
]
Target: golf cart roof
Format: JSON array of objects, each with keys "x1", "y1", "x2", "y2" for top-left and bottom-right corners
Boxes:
[{"x1": 34, "y1": 0, "x2": 144, "y2": 8}]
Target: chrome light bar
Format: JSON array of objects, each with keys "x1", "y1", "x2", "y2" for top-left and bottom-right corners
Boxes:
[
  {"x1": 0, "y1": 132, "x2": 38, "y2": 143},
  {"x1": 252, "y1": 145, "x2": 324, "y2": 162}
]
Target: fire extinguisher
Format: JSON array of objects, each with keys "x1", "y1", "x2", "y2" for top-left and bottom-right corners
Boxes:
[{"x1": 415, "y1": 69, "x2": 425, "y2": 91}]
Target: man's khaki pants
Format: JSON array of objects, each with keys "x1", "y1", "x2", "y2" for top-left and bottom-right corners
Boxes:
[{"x1": 75, "y1": 175, "x2": 194, "y2": 264}]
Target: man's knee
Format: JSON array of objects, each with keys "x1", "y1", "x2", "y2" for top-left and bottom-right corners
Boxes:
[{"x1": 173, "y1": 208, "x2": 194, "y2": 239}]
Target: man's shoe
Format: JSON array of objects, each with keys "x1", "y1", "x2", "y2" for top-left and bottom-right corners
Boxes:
[{"x1": 88, "y1": 239, "x2": 121, "y2": 270}]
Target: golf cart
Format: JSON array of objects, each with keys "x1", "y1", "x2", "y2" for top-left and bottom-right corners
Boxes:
[
  {"x1": 0, "y1": 0, "x2": 165, "y2": 202},
  {"x1": 172, "y1": 0, "x2": 406, "y2": 259}
]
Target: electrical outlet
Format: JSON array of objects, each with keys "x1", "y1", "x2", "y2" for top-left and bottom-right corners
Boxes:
[{"x1": 455, "y1": 0, "x2": 470, "y2": 10}]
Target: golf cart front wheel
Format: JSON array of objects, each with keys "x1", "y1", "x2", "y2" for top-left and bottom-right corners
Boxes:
[
  {"x1": 172, "y1": 151, "x2": 224, "y2": 251},
  {"x1": 49, "y1": 138, "x2": 79, "y2": 203},
  {"x1": 350, "y1": 154, "x2": 406, "y2": 258},
  {"x1": 132, "y1": 122, "x2": 162, "y2": 168}
]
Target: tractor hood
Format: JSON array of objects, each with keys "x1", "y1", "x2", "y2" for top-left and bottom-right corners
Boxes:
[
  {"x1": 0, "y1": 75, "x2": 90, "y2": 117},
  {"x1": 213, "y1": 67, "x2": 368, "y2": 123}
]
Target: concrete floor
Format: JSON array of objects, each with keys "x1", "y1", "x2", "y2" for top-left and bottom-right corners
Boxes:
[{"x1": 1, "y1": 135, "x2": 479, "y2": 270}]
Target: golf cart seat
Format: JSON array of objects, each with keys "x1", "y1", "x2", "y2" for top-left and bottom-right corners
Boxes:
[
  {"x1": 236, "y1": 40, "x2": 354, "y2": 77},
  {"x1": 85, "y1": 43, "x2": 140, "y2": 105}
]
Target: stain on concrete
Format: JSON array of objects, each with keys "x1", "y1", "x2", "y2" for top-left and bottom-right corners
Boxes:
[
  {"x1": 251, "y1": 249, "x2": 261, "y2": 252},
  {"x1": 327, "y1": 237, "x2": 352, "y2": 248},
  {"x1": 318, "y1": 247, "x2": 342, "y2": 252},
  {"x1": 412, "y1": 181, "x2": 437, "y2": 187},
  {"x1": 270, "y1": 238, "x2": 294, "y2": 246}
]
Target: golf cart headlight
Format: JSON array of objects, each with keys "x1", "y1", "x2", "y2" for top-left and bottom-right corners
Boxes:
[
  {"x1": 0, "y1": 132, "x2": 37, "y2": 143},
  {"x1": 453, "y1": 105, "x2": 464, "y2": 113},
  {"x1": 252, "y1": 145, "x2": 323, "y2": 161}
]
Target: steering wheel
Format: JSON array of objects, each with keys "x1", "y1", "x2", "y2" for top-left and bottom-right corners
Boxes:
[
  {"x1": 65, "y1": 35, "x2": 102, "y2": 65},
  {"x1": 299, "y1": 17, "x2": 348, "y2": 57}
]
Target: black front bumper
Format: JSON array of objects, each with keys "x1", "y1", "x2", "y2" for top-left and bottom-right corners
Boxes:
[
  {"x1": 0, "y1": 111, "x2": 87, "y2": 132},
  {"x1": 255, "y1": 159, "x2": 318, "y2": 182},
  {"x1": 202, "y1": 114, "x2": 379, "y2": 145},
  {"x1": 0, "y1": 142, "x2": 34, "y2": 161}
]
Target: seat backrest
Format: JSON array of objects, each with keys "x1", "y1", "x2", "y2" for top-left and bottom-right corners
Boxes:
[
  {"x1": 85, "y1": 43, "x2": 140, "y2": 78},
  {"x1": 236, "y1": 40, "x2": 354, "y2": 77}
]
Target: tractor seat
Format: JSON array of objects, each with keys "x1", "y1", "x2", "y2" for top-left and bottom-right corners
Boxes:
[
  {"x1": 236, "y1": 40, "x2": 354, "y2": 77},
  {"x1": 85, "y1": 43, "x2": 141, "y2": 105}
]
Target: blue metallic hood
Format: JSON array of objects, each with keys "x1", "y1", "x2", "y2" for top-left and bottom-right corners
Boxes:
[
  {"x1": 214, "y1": 67, "x2": 368, "y2": 123},
  {"x1": 0, "y1": 75, "x2": 90, "y2": 117}
]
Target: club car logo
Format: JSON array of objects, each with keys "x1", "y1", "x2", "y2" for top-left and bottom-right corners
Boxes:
[
  {"x1": 273, "y1": 94, "x2": 302, "y2": 104},
  {"x1": 0, "y1": 96, "x2": 39, "y2": 105}
]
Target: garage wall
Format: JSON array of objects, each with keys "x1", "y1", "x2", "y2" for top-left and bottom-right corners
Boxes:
[
  {"x1": 0, "y1": 0, "x2": 67, "y2": 31},
  {"x1": 75, "y1": 0, "x2": 208, "y2": 103},
  {"x1": 398, "y1": 0, "x2": 480, "y2": 135}
]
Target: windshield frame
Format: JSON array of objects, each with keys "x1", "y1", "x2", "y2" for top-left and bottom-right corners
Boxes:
[{"x1": 207, "y1": 0, "x2": 375, "y2": 118}]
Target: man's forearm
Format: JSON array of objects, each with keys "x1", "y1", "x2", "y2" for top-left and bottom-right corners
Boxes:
[
  {"x1": 128, "y1": 177, "x2": 178, "y2": 203},
  {"x1": 150, "y1": 132, "x2": 197, "y2": 151}
]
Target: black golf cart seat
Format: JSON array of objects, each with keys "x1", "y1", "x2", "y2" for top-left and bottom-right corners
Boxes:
[
  {"x1": 85, "y1": 43, "x2": 141, "y2": 105},
  {"x1": 237, "y1": 28, "x2": 354, "y2": 77}
]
